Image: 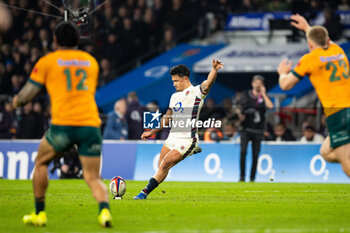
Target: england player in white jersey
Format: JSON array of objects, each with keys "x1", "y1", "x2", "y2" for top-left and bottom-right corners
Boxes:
[{"x1": 134, "y1": 59, "x2": 224, "y2": 199}]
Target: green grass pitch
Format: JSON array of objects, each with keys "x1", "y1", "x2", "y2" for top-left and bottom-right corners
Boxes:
[{"x1": 0, "y1": 180, "x2": 349, "y2": 233}]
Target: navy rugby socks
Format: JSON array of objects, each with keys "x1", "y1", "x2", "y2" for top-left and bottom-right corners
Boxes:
[
  {"x1": 99, "y1": 202, "x2": 110, "y2": 213},
  {"x1": 35, "y1": 196, "x2": 45, "y2": 214},
  {"x1": 142, "y1": 178, "x2": 159, "y2": 195}
]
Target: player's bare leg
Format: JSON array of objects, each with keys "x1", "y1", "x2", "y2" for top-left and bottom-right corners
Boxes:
[
  {"x1": 33, "y1": 137, "x2": 59, "y2": 200},
  {"x1": 134, "y1": 149, "x2": 183, "y2": 199},
  {"x1": 320, "y1": 136, "x2": 339, "y2": 163},
  {"x1": 333, "y1": 143, "x2": 350, "y2": 177},
  {"x1": 79, "y1": 156, "x2": 108, "y2": 203},
  {"x1": 158, "y1": 146, "x2": 171, "y2": 167},
  {"x1": 79, "y1": 156, "x2": 111, "y2": 227},
  {"x1": 23, "y1": 136, "x2": 60, "y2": 226},
  {"x1": 154, "y1": 150, "x2": 183, "y2": 183}
]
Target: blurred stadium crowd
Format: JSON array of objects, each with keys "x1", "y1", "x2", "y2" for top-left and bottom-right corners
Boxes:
[
  {"x1": 0, "y1": 0, "x2": 348, "y2": 140},
  {"x1": 101, "y1": 90, "x2": 327, "y2": 142}
]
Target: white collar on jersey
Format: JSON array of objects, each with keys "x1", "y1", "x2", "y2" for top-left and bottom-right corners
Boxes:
[{"x1": 181, "y1": 85, "x2": 193, "y2": 93}]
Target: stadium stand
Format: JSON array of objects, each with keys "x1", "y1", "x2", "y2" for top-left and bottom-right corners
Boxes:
[{"x1": 0, "y1": 0, "x2": 349, "y2": 139}]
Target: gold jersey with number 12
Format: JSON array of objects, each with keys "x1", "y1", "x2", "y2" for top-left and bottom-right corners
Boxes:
[{"x1": 29, "y1": 49, "x2": 101, "y2": 127}]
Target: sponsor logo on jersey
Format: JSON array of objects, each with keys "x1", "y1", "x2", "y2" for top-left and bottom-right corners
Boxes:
[{"x1": 57, "y1": 59, "x2": 91, "y2": 67}]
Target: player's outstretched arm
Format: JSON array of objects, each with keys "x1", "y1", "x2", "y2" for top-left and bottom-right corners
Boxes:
[
  {"x1": 141, "y1": 109, "x2": 172, "y2": 140},
  {"x1": 200, "y1": 59, "x2": 224, "y2": 95},
  {"x1": 278, "y1": 58, "x2": 300, "y2": 91},
  {"x1": 291, "y1": 14, "x2": 311, "y2": 33},
  {"x1": 12, "y1": 81, "x2": 42, "y2": 108}
]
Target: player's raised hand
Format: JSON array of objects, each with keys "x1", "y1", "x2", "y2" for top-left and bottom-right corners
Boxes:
[
  {"x1": 278, "y1": 58, "x2": 293, "y2": 75},
  {"x1": 212, "y1": 59, "x2": 224, "y2": 71},
  {"x1": 290, "y1": 14, "x2": 310, "y2": 32},
  {"x1": 141, "y1": 131, "x2": 153, "y2": 141}
]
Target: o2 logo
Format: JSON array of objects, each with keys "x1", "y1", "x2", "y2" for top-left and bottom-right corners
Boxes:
[
  {"x1": 204, "y1": 153, "x2": 223, "y2": 179},
  {"x1": 173, "y1": 102, "x2": 184, "y2": 113},
  {"x1": 309, "y1": 154, "x2": 329, "y2": 180},
  {"x1": 257, "y1": 154, "x2": 275, "y2": 180}
]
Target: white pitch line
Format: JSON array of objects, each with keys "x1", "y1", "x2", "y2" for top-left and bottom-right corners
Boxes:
[
  {"x1": 142, "y1": 228, "x2": 350, "y2": 233},
  {"x1": 60, "y1": 228, "x2": 350, "y2": 233}
]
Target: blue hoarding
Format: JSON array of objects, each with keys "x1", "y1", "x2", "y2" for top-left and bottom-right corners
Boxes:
[
  {"x1": 0, "y1": 141, "x2": 137, "y2": 180},
  {"x1": 101, "y1": 142, "x2": 137, "y2": 180},
  {"x1": 226, "y1": 11, "x2": 350, "y2": 31},
  {"x1": 0, "y1": 141, "x2": 349, "y2": 183},
  {"x1": 134, "y1": 142, "x2": 349, "y2": 183},
  {"x1": 225, "y1": 12, "x2": 291, "y2": 31},
  {"x1": 134, "y1": 143, "x2": 239, "y2": 182},
  {"x1": 0, "y1": 141, "x2": 58, "y2": 180}
]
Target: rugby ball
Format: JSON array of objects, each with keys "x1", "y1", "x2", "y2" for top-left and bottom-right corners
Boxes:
[{"x1": 109, "y1": 176, "x2": 126, "y2": 198}]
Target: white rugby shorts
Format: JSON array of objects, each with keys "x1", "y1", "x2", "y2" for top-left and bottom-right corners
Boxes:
[{"x1": 164, "y1": 134, "x2": 199, "y2": 157}]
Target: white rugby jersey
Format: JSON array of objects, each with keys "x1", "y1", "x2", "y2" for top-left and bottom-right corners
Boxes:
[{"x1": 167, "y1": 85, "x2": 207, "y2": 139}]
